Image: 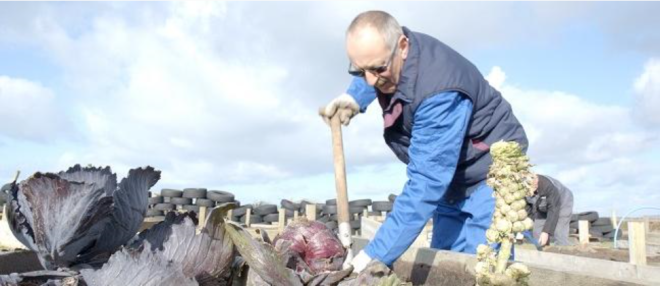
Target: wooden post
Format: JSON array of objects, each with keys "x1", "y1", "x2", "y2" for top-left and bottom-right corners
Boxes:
[
  {"x1": 306, "y1": 204, "x2": 317, "y2": 221},
  {"x1": 1, "y1": 204, "x2": 6, "y2": 221},
  {"x1": 278, "y1": 208, "x2": 286, "y2": 232},
  {"x1": 227, "y1": 209, "x2": 233, "y2": 221},
  {"x1": 245, "y1": 208, "x2": 252, "y2": 228},
  {"x1": 197, "y1": 206, "x2": 208, "y2": 229},
  {"x1": 363, "y1": 209, "x2": 369, "y2": 219},
  {"x1": 611, "y1": 210, "x2": 618, "y2": 229},
  {"x1": 628, "y1": 221, "x2": 647, "y2": 266},
  {"x1": 579, "y1": 220, "x2": 590, "y2": 245},
  {"x1": 294, "y1": 210, "x2": 299, "y2": 221},
  {"x1": 644, "y1": 217, "x2": 650, "y2": 234}
]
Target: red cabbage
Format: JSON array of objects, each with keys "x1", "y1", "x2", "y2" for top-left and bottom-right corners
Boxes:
[{"x1": 273, "y1": 220, "x2": 345, "y2": 274}]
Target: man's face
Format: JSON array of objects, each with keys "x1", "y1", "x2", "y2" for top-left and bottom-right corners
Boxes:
[{"x1": 346, "y1": 27, "x2": 406, "y2": 94}]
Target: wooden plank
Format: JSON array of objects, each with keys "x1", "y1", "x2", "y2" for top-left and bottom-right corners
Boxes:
[
  {"x1": 363, "y1": 209, "x2": 369, "y2": 219},
  {"x1": 579, "y1": 220, "x2": 590, "y2": 245},
  {"x1": 628, "y1": 221, "x2": 647, "y2": 266},
  {"x1": 306, "y1": 204, "x2": 317, "y2": 221},
  {"x1": 278, "y1": 208, "x2": 285, "y2": 232},
  {"x1": 294, "y1": 210, "x2": 299, "y2": 221},
  {"x1": 197, "y1": 206, "x2": 207, "y2": 229},
  {"x1": 612, "y1": 210, "x2": 618, "y2": 229},
  {"x1": 245, "y1": 208, "x2": 252, "y2": 228}
]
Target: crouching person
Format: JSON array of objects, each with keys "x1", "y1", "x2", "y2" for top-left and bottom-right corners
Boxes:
[{"x1": 528, "y1": 173, "x2": 574, "y2": 246}]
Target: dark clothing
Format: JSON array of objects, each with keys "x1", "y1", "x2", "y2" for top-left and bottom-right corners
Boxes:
[
  {"x1": 376, "y1": 27, "x2": 528, "y2": 201},
  {"x1": 531, "y1": 175, "x2": 574, "y2": 241}
]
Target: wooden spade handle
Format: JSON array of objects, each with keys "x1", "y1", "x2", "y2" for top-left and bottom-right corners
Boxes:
[{"x1": 330, "y1": 115, "x2": 352, "y2": 248}]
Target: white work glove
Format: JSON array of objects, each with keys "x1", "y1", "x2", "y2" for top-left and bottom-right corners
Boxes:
[
  {"x1": 319, "y1": 93, "x2": 360, "y2": 126},
  {"x1": 350, "y1": 250, "x2": 373, "y2": 274}
]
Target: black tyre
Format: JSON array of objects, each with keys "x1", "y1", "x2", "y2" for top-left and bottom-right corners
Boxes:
[
  {"x1": 195, "y1": 198, "x2": 216, "y2": 207},
  {"x1": 324, "y1": 204, "x2": 338, "y2": 215},
  {"x1": 589, "y1": 230, "x2": 604, "y2": 238},
  {"x1": 154, "y1": 203, "x2": 176, "y2": 211},
  {"x1": 569, "y1": 228, "x2": 578, "y2": 234},
  {"x1": 263, "y1": 213, "x2": 279, "y2": 223},
  {"x1": 146, "y1": 209, "x2": 164, "y2": 217},
  {"x1": 603, "y1": 230, "x2": 623, "y2": 240},
  {"x1": 569, "y1": 221, "x2": 579, "y2": 229},
  {"x1": 591, "y1": 217, "x2": 612, "y2": 227},
  {"x1": 183, "y1": 188, "x2": 207, "y2": 198},
  {"x1": 233, "y1": 205, "x2": 251, "y2": 217},
  {"x1": 148, "y1": 196, "x2": 164, "y2": 205},
  {"x1": 591, "y1": 224, "x2": 614, "y2": 234},
  {"x1": 281, "y1": 199, "x2": 298, "y2": 210},
  {"x1": 349, "y1": 199, "x2": 372, "y2": 207},
  {"x1": 254, "y1": 204, "x2": 278, "y2": 215},
  {"x1": 372, "y1": 201, "x2": 393, "y2": 212},
  {"x1": 298, "y1": 200, "x2": 313, "y2": 213},
  {"x1": 350, "y1": 220, "x2": 361, "y2": 229},
  {"x1": 161, "y1": 188, "x2": 183, "y2": 197},
  {"x1": 570, "y1": 214, "x2": 579, "y2": 222},
  {"x1": 170, "y1": 197, "x2": 192, "y2": 205},
  {"x1": 317, "y1": 216, "x2": 330, "y2": 223},
  {"x1": 349, "y1": 206, "x2": 366, "y2": 215},
  {"x1": 240, "y1": 215, "x2": 263, "y2": 224},
  {"x1": 326, "y1": 199, "x2": 337, "y2": 205},
  {"x1": 388, "y1": 194, "x2": 397, "y2": 202},
  {"x1": 183, "y1": 205, "x2": 200, "y2": 213},
  {"x1": 578, "y1": 211, "x2": 599, "y2": 222},
  {"x1": 285, "y1": 209, "x2": 295, "y2": 218},
  {"x1": 207, "y1": 190, "x2": 235, "y2": 203},
  {"x1": 325, "y1": 221, "x2": 338, "y2": 229}
]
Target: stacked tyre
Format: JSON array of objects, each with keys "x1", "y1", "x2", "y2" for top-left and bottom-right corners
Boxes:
[
  {"x1": 0, "y1": 192, "x2": 6, "y2": 219},
  {"x1": 229, "y1": 203, "x2": 277, "y2": 225},
  {"x1": 146, "y1": 188, "x2": 238, "y2": 220},
  {"x1": 569, "y1": 211, "x2": 622, "y2": 240},
  {"x1": 315, "y1": 197, "x2": 395, "y2": 235}
]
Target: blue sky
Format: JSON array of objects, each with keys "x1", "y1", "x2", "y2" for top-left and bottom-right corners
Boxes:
[{"x1": 1, "y1": 2, "x2": 659, "y2": 217}]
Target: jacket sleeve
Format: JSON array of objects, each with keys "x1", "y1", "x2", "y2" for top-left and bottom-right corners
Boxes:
[
  {"x1": 346, "y1": 77, "x2": 377, "y2": 113},
  {"x1": 541, "y1": 180, "x2": 562, "y2": 235},
  {"x1": 363, "y1": 91, "x2": 472, "y2": 266}
]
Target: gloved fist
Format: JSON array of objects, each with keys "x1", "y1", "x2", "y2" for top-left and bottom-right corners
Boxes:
[
  {"x1": 319, "y1": 93, "x2": 360, "y2": 126},
  {"x1": 349, "y1": 249, "x2": 373, "y2": 274}
]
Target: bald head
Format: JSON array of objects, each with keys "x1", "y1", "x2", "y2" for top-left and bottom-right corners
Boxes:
[{"x1": 346, "y1": 10, "x2": 402, "y2": 50}]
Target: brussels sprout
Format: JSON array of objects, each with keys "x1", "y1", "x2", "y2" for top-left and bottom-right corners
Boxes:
[
  {"x1": 496, "y1": 220, "x2": 512, "y2": 232},
  {"x1": 506, "y1": 210, "x2": 519, "y2": 222},
  {"x1": 486, "y1": 229, "x2": 499, "y2": 243},
  {"x1": 512, "y1": 221, "x2": 525, "y2": 233}
]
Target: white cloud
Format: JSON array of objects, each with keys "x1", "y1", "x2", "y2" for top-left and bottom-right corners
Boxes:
[
  {"x1": 633, "y1": 58, "x2": 660, "y2": 127},
  {"x1": 1, "y1": 2, "x2": 659, "y2": 214},
  {"x1": 0, "y1": 76, "x2": 71, "y2": 142},
  {"x1": 487, "y1": 66, "x2": 660, "y2": 214},
  {"x1": 487, "y1": 67, "x2": 655, "y2": 166}
]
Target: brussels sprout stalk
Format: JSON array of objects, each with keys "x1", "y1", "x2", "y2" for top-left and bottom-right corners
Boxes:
[{"x1": 475, "y1": 141, "x2": 534, "y2": 286}]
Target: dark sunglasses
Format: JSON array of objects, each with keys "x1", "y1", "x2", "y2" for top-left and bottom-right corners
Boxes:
[{"x1": 348, "y1": 42, "x2": 399, "y2": 77}]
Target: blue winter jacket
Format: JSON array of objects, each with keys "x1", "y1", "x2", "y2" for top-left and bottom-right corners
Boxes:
[{"x1": 346, "y1": 77, "x2": 472, "y2": 265}]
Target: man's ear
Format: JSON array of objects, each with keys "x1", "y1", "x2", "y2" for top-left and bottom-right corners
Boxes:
[{"x1": 400, "y1": 36, "x2": 409, "y2": 60}]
